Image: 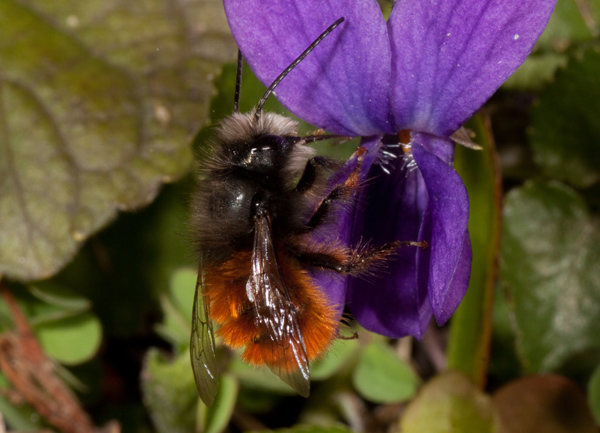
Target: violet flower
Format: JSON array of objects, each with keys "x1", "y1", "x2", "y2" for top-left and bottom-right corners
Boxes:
[{"x1": 223, "y1": 0, "x2": 555, "y2": 338}]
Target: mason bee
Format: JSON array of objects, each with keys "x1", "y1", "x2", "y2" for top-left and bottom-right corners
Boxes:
[{"x1": 190, "y1": 17, "x2": 425, "y2": 406}]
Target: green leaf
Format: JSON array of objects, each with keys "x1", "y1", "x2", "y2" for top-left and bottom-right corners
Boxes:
[
  {"x1": 0, "y1": 393, "x2": 41, "y2": 432},
  {"x1": 501, "y1": 181, "x2": 600, "y2": 373},
  {"x1": 448, "y1": 112, "x2": 502, "y2": 387},
  {"x1": 155, "y1": 294, "x2": 190, "y2": 350},
  {"x1": 588, "y1": 364, "x2": 600, "y2": 425},
  {"x1": 155, "y1": 268, "x2": 197, "y2": 348},
  {"x1": 142, "y1": 179, "x2": 199, "y2": 293},
  {"x1": 310, "y1": 336, "x2": 359, "y2": 381},
  {"x1": 504, "y1": 53, "x2": 568, "y2": 89},
  {"x1": 35, "y1": 312, "x2": 102, "y2": 365},
  {"x1": 56, "y1": 182, "x2": 195, "y2": 337},
  {"x1": 537, "y1": 0, "x2": 600, "y2": 49},
  {"x1": 0, "y1": 282, "x2": 101, "y2": 365},
  {"x1": 28, "y1": 282, "x2": 91, "y2": 312},
  {"x1": 400, "y1": 370, "x2": 499, "y2": 433},
  {"x1": 170, "y1": 268, "x2": 197, "y2": 326},
  {"x1": 504, "y1": 0, "x2": 600, "y2": 89},
  {"x1": 494, "y1": 375, "x2": 597, "y2": 433},
  {"x1": 142, "y1": 349, "x2": 199, "y2": 433},
  {"x1": 530, "y1": 48, "x2": 600, "y2": 188},
  {"x1": 352, "y1": 341, "x2": 419, "y2": 404},
  {"x1": 0, "y1": 0, "x2": 234, "y2": 281},
  {"x1": 253, "y1": 426, "x2": 354, "y2": 433},
  {"x1": 230, "y1": 357, "x2": 297, "y2": 395},
  {"x1": 201, "y1": 374, "x2": 238, "y2": 433}
]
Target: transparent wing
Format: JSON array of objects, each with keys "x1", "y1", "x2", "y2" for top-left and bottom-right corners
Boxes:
[
  {"x1": 247, "y1": 212, "x2": 310, "y2": 396},
  {"x1": 190, "y1": 263, "x2": 219, "y2": 406}
]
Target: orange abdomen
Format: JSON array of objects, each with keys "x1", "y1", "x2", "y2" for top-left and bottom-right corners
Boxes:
[{"x1": 204, "y1": 250, "x2": 339, "y2": 371}]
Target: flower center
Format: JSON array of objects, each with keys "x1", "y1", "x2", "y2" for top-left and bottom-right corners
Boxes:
[{"x1": 378, "y1": 130, "x2": 417, "y2": 174}]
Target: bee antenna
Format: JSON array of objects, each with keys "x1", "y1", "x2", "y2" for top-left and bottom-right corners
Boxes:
[
  {"x1": 233, "y1": 50, "x2": 243, "y2": 113},
  {"x1": 254, "y1": 17, "x2": 345, "y2": 122}
]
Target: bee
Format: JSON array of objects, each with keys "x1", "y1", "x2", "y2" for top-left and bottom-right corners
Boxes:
[{"x1": 190, "y1": 17, "x2": 425, "y2": 406}]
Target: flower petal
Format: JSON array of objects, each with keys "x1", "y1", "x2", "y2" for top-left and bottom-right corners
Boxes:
[
  {"x1": 388, "y1": 0, "x2": 556, "y2": 135},
  {"x1": 223, "y1": 0, "x2": 392, "y2": 136},
  {"x1": 411, "y1": 136, "x2": 471, "y2": 324},
  {"x1": 346, "y1": 136, "x2": 431, "y2": 339}
]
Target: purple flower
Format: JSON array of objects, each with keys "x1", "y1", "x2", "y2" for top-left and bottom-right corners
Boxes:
[{"x1": 223, "y1": 0, "x2": 555, "y2": 338}]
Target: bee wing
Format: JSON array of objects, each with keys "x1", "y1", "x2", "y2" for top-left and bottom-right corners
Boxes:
[
  {"x1": 190, "y1": 264, "x2": 220, "y2": 406},
  {"x1": 248, "y1": 212, "x2": 310, "y2": 397}
]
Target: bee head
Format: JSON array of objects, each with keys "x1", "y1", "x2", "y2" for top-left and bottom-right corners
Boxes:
[
  {"x1": 232, "y1": 134, "x2": 294, "y2": 173},
  {"x1": 216, "y1": 112, "x2": 315, "y2": 176}
]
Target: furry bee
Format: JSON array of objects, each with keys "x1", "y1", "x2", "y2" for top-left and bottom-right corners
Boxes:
[{"x1": 190, "y1": 18, "x2": 424, "y2": 406}]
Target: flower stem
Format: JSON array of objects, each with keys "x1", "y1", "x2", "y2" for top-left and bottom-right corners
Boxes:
[{"x1": 446, "y1": 111, "x2": 503, "y2": 389}]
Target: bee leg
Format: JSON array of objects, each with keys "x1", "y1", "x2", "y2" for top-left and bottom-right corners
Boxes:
[
  {"x1": 337, "y1": 331, "x2": 358, "y2": 340},
  {"x1": 339, "y1": 240, "x2": 428, "y2": 276},
  {"x1": 302, "y1": 132, "x2": 351, "y2": 144},
  {"x1": 305, "y1": 128, "x2": 326, "y2": 137},
  {"x1": 295, "y1": 156, "x2": 340, "y2": 193},
  {"x1": 304, "y1": 147, "x2": 366, "y2": 230},
  {"x1": 293, "y1": 239, "x2": 428, "y2": 277}
]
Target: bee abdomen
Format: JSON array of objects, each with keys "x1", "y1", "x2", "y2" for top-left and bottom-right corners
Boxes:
[{"x1": 205, "y1": 250, "x2": 339, "y2": 372}]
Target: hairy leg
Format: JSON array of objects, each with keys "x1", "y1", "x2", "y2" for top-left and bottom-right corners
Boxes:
[
  {"x1": 294, "y1": 156, "x2": 340, "y2": 193},
  {"x1": 303, "y1": 147, "x2": 366, "y2": 230},
  {"x1": 292, "y1": 239, "x2": 427, "y2": 277}
]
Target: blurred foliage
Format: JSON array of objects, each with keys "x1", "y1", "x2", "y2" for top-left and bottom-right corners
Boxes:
[
  {"x1": 351, "y1": 341, "x2": 419, "y2": 404},
  {"x1": 0, "y1": 0, "x2": 599, "y2": 432},
  {"x1": 141, "y1": 349, "x2": 199, "y2": 433},
  {"x1": 504, "y1": 0, "x2": 600, "y2": 89},
  {"x1": 0, "y1": 0, "x2": 233, "y2": 282},
  {"x1": 530, "y1": 49, "x2": 600, "y2": 188},
  {"x1": 493, "y1": 374, "x2": 597, "y2": 433},
  {"x1": 502, "y1": 181, "x2": 600, "y2": 375},
  {"x1": 400, "y1": 370, "x2": 499, "y2": 433},
  {"x1": 254, "y1": 427, "x2": 354, "y2": 433},
  {"x1": 588, "y1": 365, "x2": 600, "y2": 424}
]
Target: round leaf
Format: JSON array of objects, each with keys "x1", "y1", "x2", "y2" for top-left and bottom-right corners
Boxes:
[
  {"x1": 310, "y1": 337, "x2": 359, "y2": 381},
  {"x1": 501, "y1": 181, "x2": 600, "y2": 373},
  {"x1": 352, "y1": 341, "x2": 419, "y2": 404},
  {"x1": 36, "y1": 312, "x2": 102, "y2": 365},
  {"x1": 401, "y1": 370, "x2": 499, "y2": 433}
]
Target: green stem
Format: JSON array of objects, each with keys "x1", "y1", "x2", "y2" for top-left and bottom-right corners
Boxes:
[{"x1": 446, "y1": 111, "x2": 503, "y2": 388}]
